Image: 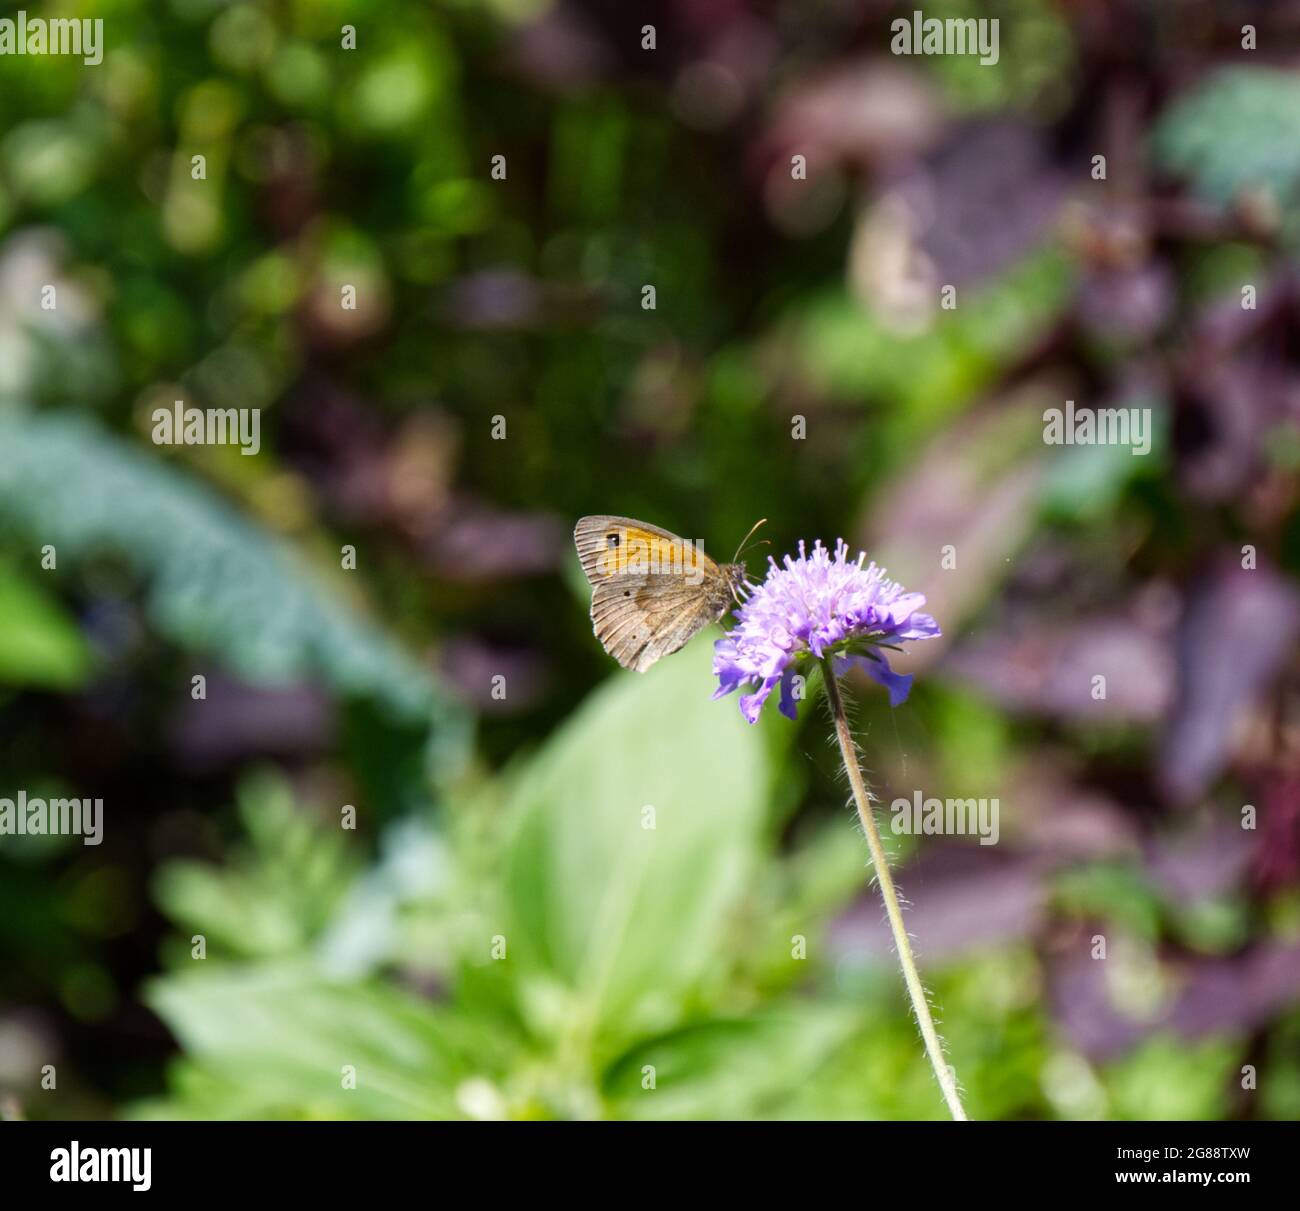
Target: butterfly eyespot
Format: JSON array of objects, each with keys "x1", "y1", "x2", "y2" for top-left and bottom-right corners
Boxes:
[
  {"x1": 623, "y1": 591, "x2": 630, "y2": 597},
  {"x1": 606, "y1": 534, "x2": 619, "y2": 548}
]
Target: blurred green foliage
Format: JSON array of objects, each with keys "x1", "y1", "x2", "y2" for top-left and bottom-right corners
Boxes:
[{"x1": 132, "y1": 646, "x2": 1049, "y2": 1120}]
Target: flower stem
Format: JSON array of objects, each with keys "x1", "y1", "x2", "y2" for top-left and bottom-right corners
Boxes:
[{"x1": 821, "y1": 658, "x2": 968, "y2": 1121}]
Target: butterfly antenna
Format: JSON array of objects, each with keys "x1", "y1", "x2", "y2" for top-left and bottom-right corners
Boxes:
[{"x1": 732, "y1": 518, "x2": 769, "y2": 564}]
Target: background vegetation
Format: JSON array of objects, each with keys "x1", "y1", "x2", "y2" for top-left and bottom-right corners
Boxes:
[{"x1": 1, "y1": 0, "x2": 1299, "y2": 1120}]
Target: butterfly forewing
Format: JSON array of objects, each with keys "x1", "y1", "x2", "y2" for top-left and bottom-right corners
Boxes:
[{"x1": 574, "y1": 515, "x2": 718, "y2": 584}]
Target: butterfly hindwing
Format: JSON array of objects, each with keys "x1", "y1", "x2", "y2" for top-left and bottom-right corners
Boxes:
[{"x1": 590, "y1": 575, "x2": 727, "y2": 672}]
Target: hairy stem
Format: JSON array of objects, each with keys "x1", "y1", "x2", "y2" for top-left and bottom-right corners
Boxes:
[{"x1": 821, "y1": 658, "x2": 968, "y2": 1121}]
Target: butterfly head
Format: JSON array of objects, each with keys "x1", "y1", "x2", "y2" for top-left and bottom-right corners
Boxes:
[{"x1": 723, "y1": 561, "x2": 751, "y2": 606}]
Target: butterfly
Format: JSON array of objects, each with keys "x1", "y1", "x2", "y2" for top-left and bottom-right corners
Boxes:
[{"x1": 574, "y1": 516, "x2": 765, "y2": 672}]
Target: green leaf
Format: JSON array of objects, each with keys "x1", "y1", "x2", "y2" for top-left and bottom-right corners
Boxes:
[
  {"x1": 787, "y1": 248, "x2": 1073, "y2": 423},
  {"x1": 602, "y1": 1005, "x2": 858, "y2": 1120},
  {"x1": 500, "y1": 635, "x2": 771, "y2": 1054},
  {"x1": 139, "y1": 963, "x2": 508, "y2": 1120},
  {"x1": 1051, "y1": 863, "x2": 1164, "y2": 941},
  {"x1": 1104, "y1": 1035, "x2": 1236, "y2": 1121},
  {"x1": 1154, "y1": 68, "x2": 1300, "y2": 207},
  {"x1": 0, "y1": 558, "x2": 92, "y2": 689},
  {"x1": 1041, "y1": 399, "x2": 1166, "y2": 522},
  {"x1": 152, "y1": 772, "x2": 358, "y2": 960},
  {"x1": 0, "y1": 412, "x2": 460, "y2": 732}
]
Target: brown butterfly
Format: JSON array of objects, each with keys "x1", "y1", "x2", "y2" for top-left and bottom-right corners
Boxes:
[{"x1": 574, "y1": 516, "x2": 765, "y2": 672}]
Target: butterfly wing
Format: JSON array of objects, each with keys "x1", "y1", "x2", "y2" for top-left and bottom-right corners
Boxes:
[
  {"x1": 575, "y1": 516, "x2": 728, "y2": 672},
  {"x1": 574, "y1": 516, "x2": 710, "y2": 583},
  {"x1": 590, "y1": 576, "x2": 730, "y2": 672}
]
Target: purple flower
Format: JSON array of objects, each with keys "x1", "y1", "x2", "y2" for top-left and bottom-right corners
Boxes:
[{"x1": 712, "y1": 539, "x2": 940, "y2": 723}]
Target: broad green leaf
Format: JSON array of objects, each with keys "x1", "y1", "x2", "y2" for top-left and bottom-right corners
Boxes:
[
  {"x1": 141, "y1": 963, "x2": 508, "y2": 1120},
  {"x1": 602, "y1": 1005, "x2": 858, "y2": 1120},
  {"x1": 501, "y1": 635, "x2": 770, "y2": 1053}
]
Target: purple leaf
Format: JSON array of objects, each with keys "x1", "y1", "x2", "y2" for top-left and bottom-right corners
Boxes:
[{"x1": 1158, "y1": 559, "x2": 1300, "y2": 804}]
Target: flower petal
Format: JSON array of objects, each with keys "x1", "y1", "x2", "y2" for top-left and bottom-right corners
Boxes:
[
  {"x1": 854, "y1": 652, "x2": 913, "y2": 706},
  {"x1": 886, "y1": 592, "x2": 928, "y2": 626},
  {"x1": 711, "y1": 638, "x2": 746, "y2": 697},
  {"x1": 738, "y1": 687, "x2": 769, "y2": 724},
  {"x1": 893, "y1": 611, "x2": 941, "y2": 641},
  {"x1": 777, "y1": 665, "x2": 802, "y2": 720}
]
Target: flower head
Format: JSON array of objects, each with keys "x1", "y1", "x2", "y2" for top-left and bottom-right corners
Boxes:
[{"x1": 712, "y1": 539, "x2": 940, "y2": 722}]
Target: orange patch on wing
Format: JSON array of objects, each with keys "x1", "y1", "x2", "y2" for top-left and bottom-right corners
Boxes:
[{"x1": 596, "y1": 527, "x2": 707, "y2": 576}]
